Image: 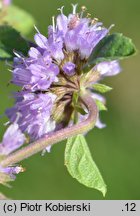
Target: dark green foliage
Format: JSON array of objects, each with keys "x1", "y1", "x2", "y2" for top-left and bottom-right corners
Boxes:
[
  {"x1": 84, "y1": 33, "x2": 136, "y2": 72},
  {"x1": 0, "y1": 25, "x2": 29, "y2": 60}
]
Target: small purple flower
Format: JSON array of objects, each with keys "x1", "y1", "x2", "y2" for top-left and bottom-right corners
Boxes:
[
  {"x1": 34, "y1": 32, "x2": 48, "y2": 49},
  {"x1": 34, "y1": 26, "x2": 64, "y2": 62},
  {"x1": 95, "y1": 60, "x2": 121, "y2": 77},
  {"x1": 0, "y1": 123, "x2": 25, "y2": 155},
  {"x1": 0, "y1": 165, "x2": 24, "y2": 180},
  {"x1": 57, "y1": 7, "x2": 109, "y2": 60},
  {"x1": 62, "y1": 62, "x2": 76, "y2": 76}
]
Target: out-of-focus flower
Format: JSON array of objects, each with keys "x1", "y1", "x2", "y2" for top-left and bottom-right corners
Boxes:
[
  {"x1": 0, "y1": 123, "x2": 25, "y2": 181},
  {"x1": 0, "y1": 123, "x2": 25, "y2": 155},
  {"x1": 94, "y1": 61, "x2": 121, "y2": 77},
  {"x1": 2, "y1": 0, "x2": 12, "y2": 6}
]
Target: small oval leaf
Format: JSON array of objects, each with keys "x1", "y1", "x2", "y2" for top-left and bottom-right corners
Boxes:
[
  {"x1": 93, "y1": 83, "x2": 112, "y2": 93},
  {"x1": 95, "y1": 99, "x2": 107, "y2": 111},
  {"x1": 84, "y1": 33, "x2": 136, "y2": 71},
  {"x1": 65, "y1": 134, "x2": 107, "y2": 196}
]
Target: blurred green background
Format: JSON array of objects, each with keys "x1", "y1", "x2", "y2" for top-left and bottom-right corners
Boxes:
[{"x1": 0, "y1": 0, "x2": 140, "y2": 199}]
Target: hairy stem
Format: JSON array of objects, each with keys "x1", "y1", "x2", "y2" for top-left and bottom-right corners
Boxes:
[{"x1": 0, "y1": 94, "x2": 98, "y2": 167}]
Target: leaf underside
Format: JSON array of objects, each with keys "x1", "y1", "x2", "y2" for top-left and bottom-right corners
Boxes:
[{"x1": 65, "y1": 134, "x2": 107, "y2": 196}]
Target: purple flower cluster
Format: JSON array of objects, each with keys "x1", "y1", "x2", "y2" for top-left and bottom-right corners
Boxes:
[
  {"x1": 0, "y1": 5, "x2": 121, "y2": 179},
  {"x1": 6, "y1": 92, "x2": 56, "y2": 140},
  {"x1": 12, "y1": 50, "x2": 59, "y2": 91}
]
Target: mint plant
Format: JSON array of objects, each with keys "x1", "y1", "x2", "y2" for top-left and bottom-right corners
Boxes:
[{"x1": 0, "y1": 3, "x2": 136, "y2": 197}]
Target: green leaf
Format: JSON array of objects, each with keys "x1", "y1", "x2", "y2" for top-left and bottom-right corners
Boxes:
[
  {"x1": 75, "y1": 105, "x2": 87, "y2": 115},
  {"x1": 84, "y1": 33, "x2": 136, "y2": 71},
  {"x1": 93, "y1": 83, "x2": 112, "y2": 93},
  {"x1": 65, "y1": 135, "x2": 107, "y2": 196},
  {"x1": 72, "y1": 92, "x2": 79, "y2": 105},
  {"x1": 0, "y1": 25, "x2": 29, "y2": 60},
  {"x1": 95, "y1": 99, "x2": 107, "y2": 111},
  {"x1": 2, "y1": 5, "x2": 35, "y2": 35}
]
